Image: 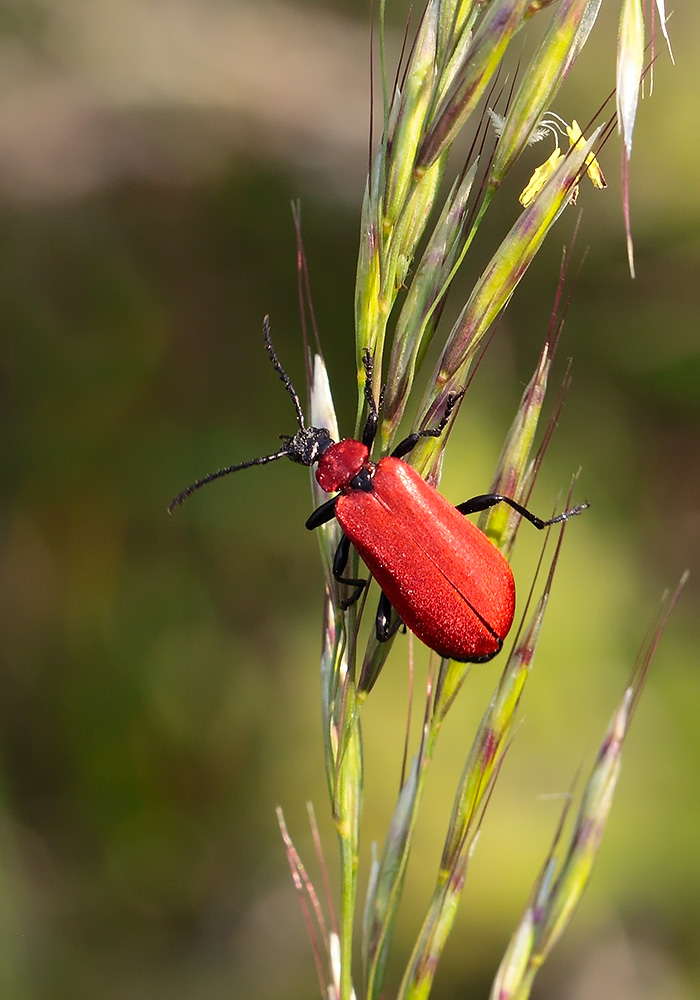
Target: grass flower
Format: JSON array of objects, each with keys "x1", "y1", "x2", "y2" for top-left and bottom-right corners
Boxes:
[
  {"x1": 516, "y1": 116, "x2": 606, "y2": 207},
  {"x1": 488, "y1": 0, "x2": 602, "y2": 190},
  {"x1": 262, "y1": 3, "x2": 680, "y2": 998}
]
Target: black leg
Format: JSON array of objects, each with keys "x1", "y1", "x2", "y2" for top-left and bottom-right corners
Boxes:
[
  {"x1": 391, "y1": 390, "x2": 465, "y2": 460},
  {"x1": 306, "y1": 495, "x2": 338, "y2": 530},
  {"x1": 375, "y1": 591, "x2": 404, "y2": 643},
  {"x1": 456, "y1": 493, "x2": 589, "y2": 529},
  {"x1": 332, "y1": 534, "x2": 368, "y2": 609}
]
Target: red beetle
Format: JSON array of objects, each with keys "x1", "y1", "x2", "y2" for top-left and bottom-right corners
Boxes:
[{"x1": 170, "y1": 319, "x2": 587, "y2": 662}]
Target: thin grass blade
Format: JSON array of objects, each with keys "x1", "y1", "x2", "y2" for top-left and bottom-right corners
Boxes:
[
  {"x1": 617, "y1": 0, "x2": 644, "y2": 158},
  {"x1": 417, "y1": 0, "x2": 529, "y2": 172},
  {"x1": 399, "y1": 528, "x2": 567, "y2": 1000},
  {"x1": 382, "y1": 161, "x2": 479, "y2": 447},
  {"x1": 490, "y1": 0, "x2": 603, "y2": 188},
  {"x1": 363, "y1": 756, "x2": 421, "y2": 1000},
  {"x1": 478, "y1": 336, "x2": 555, "y2": 553},
  {"x1": 410, "y1": 130, "x2": 599, "y2": 477},
  {"x1": 489, "y1": 574, "x2": 688, "y2": 1000}
]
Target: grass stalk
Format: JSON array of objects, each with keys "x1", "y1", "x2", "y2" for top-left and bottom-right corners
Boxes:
[{"x1": 273, "y1": 2, "x2": 680, "y2": 997}]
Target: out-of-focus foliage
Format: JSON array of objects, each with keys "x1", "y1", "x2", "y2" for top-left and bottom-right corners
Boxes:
[{"x1": 0, "y1": 2, "x2": 698, "y2": 999}]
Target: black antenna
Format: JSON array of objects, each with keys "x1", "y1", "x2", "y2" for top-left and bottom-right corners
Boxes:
[
  {"x1": 262, "y1": 315, "x2": 306, "y2": 430},
  {"x1": 168, "y1": 317, "x2": 333, "y2": 514},
  {"x1": 167, "y1": 450, "x2": 293, "y2": 513}
]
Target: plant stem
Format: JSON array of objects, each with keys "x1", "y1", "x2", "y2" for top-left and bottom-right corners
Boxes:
[{"x1": 335, "y1": 711, "x2": 363, "y2": 1000}]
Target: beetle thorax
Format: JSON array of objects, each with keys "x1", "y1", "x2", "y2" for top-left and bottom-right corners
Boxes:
[{"x1": 315, "y1": 439, "x2": 370, "y2": 493}]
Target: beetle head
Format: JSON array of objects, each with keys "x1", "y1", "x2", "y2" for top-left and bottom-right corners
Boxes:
[{"x1": 281, "y1": 425, "x2": 334, "y2": 467}]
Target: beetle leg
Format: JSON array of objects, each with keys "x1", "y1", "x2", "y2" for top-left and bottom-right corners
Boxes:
[
  {"x1": 360, "y1": 350, "x2": 380, "y2": 449},
  {"x1": 390, "y1": 389, "x2": 466, "y2": 459},
  {"x1": 305, "y1": 494, "x2": 339, "y2": 530},
  {"x1": 333, "y1": 533, "x2": 369, "y2": 609},
  {"x1": 456, "y1": 493, "x2": 589, "y2": 528},
  {"x1": 375, "y1": 591, "x2": 404, "y2": 642}
]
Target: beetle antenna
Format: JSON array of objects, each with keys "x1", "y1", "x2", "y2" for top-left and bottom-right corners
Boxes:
[
  {"x1": 263, "y1": 315, "x2": 306, "y2": 430},
  {"x1": 167, "y1": 449, "x2": 290, "y2": 513},
  {"x1": 168, "y1": 318, "x2": 334, "y2": 514}
]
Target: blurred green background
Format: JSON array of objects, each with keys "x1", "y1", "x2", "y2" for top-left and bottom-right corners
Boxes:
[{"x1": 1, "y1": 1, "x2": 698, "y2": 998}]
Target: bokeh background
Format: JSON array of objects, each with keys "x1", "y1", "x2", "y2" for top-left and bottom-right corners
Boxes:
[{"x1": 1, "y1": 1, "x2": 698, "y2": 998}]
